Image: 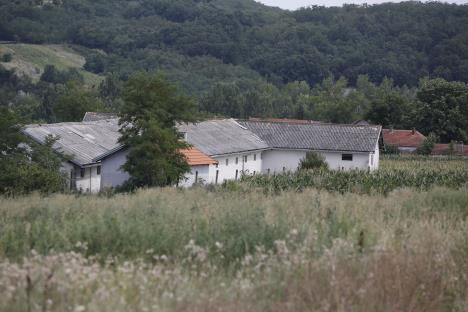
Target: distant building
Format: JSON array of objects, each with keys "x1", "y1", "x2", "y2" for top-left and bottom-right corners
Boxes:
[
  {"x1": 23, "y1": 117, "x2": 382, "y2": 192},
  {"x1": 382, "y1": 128, "x2": 426, "y2": 153},
  {"x1": 431, "y1": 143, "x2": 467, "y2": 156}
]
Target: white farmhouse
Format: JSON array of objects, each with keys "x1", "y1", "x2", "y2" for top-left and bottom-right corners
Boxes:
[
  {"x1": 237, "y1": 120, "x2": 381, "y2": 173},
  {"x1": 23, "y1": 116, "x2": 382, "y2": 192}
]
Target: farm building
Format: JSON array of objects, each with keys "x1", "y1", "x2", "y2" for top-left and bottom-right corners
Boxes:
[
  {"x1": 382, "y1": 128, "x2": 426, "y2": 153},
  {"x1": 23, "y1": 117, "x2": 382, "y2": 192}
]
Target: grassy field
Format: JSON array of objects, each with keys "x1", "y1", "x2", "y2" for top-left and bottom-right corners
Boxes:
[
  {"x1": 0, "y1": 43, "x2": 103, "y2": 86},
  {"x1": 0, "y1": 158, "x2": 467, "y2": 311}
]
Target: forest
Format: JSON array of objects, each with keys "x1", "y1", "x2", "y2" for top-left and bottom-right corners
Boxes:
[{"x1": 1, "y1": 0, "x2": 468, "y2": 143}]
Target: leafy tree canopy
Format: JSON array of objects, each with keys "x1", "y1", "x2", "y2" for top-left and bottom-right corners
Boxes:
[{"x1": 119, "y1": 72, "x2": 196, "y2": 189}]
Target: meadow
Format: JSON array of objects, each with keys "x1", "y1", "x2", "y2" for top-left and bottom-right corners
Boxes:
[{"x1": 0, "y1": 157, "x2": 467, "y2": 311}]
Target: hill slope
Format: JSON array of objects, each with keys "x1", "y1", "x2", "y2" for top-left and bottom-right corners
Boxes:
[
  {"x1": 1, "y1": 0, "x2": 467, "y2": 90},
  {"x1": 0, "y1": 43, "x2": 103, "y2": 86}
]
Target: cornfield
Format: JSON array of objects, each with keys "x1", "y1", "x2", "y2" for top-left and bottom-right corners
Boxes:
[{"x1": 241, "y1": 156, "x2": 468, "y2": 194}]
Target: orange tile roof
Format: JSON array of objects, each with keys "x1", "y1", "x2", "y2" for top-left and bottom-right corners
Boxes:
[
  {"x1": 181, "y1": 147, "x2": 218, "y2": 166},
  {"x1": 382, "y1": 129, "x2": 426, "y2": 147}
]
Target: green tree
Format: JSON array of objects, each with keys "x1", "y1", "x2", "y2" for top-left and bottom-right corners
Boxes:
[
  {"x1": 0, "y1": 108, "x2": 65, "y2": 195},
  {"x1": 119, "y1": 72, "x2": 196, "y2": 188},
  {"x1": 417, "y1": 133, "x2": 437, "y2": 155},
  {"x1": 415, "y1": 78, "x2": 468, "y2": 143},
  {"x1": 54, "y1": 82, "x2": 104, "y2": 122}
]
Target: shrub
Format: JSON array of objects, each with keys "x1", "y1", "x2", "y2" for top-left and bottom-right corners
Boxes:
[
  {"x1": 1, "y1": 53, "x2": 13, "y2": 62},
  {"x1": 417, "y1": 133, "x2": 437, "y2": 155},
  {"x1": 299, "y1": 151, "x2": 328, "y2": 170}
]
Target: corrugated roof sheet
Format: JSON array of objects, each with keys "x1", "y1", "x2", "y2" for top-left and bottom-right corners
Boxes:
[
  {"x1": 82, "y1": 112, "x2": 119, "y2": 122},
  {"x1": 238, "y1": 120, "x2": 381, "y2": 152},
  {"x1": 382, "y1": 129, "x2": 426, "y2": 147},
  {"x1": 177, "y1": 119, "x2": 268, "y2": 156},
  {"x1": 181, "y1": 148, "x2": 218, "y2": 166},
  {"x1": 23, "y1": 119, "x2": 121, "y2": 166}
]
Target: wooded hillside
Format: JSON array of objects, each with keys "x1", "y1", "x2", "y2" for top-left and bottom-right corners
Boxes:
[{"x1": 1, "y1": 0, "x2": 468, "y2": 89}]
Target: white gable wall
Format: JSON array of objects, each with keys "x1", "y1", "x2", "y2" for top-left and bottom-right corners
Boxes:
[{"x1": 101, "y1": 149, "x2": 130, "y2": 190}]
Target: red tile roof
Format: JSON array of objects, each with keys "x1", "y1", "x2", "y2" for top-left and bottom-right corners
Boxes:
[
  {"x1": 382, "y1": 129, "x2": 426, "y2": 148},
  {"x1": 181, "y1": 147, "x2": 218, "y2": 166}
]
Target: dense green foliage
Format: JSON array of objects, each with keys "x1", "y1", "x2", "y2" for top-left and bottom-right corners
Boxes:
[
  {"x1": 1, "y1": 0, "x2": 468, "y2": 87},
  {"x1": 119, "y1": 72, "x2": 195, "y2": 188},
  {"x1": 0, "y1": 108, "x2": 65, "y2": 196},
  {"x1": 0, "y1": 1, "x2": 467, "y2": 143}
]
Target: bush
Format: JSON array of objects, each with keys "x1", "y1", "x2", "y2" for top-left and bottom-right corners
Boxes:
[
  {"x1": 1, "y1": 53, "x2": 13, "y2": 62},
  {"x1": 299, "y1": 151, "x2": 328, "y2": 170},
  {"x1": 417, "y1": 133, "x2": 437, "y2": 155}
]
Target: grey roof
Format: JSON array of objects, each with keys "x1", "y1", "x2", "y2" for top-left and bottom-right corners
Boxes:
[
  {"x1": 237, "y1": 120, "x2": 381, "y2": 152},
  {"x1": 23, "y1": 119, "x2": 122, "y2": 166},
  {"x1": 177, "y1": 119, "x2": 268, "y2": 156},
  {"x1": 82, "y1": 112, "x2": 119, "y2": 122}
]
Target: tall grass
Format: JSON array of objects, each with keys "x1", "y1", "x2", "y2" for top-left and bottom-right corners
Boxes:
[
  {"x1": 0, "y1": 187, "x2": 467, "y2": 311},
  {"x1": 0, "y1": 157, "x2": 467, "y2": 311}
]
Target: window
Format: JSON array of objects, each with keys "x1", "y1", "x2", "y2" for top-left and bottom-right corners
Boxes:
[
  {"x1": 226, "y1": 158, "x2": 229, "y2": 166},
  {"x1": 342, "y1": 154, "x2": 353, "y2": 161},
  {"x1": 96, "y1": 166, "x2": 101, "y2": 175},
  {"x1": 235, "y1": 157, "x2": 239, "y2": 165},
  {"x1": 195, "y1": 171, "x2": 199, "y2": 184},
  {"x1": 215, "y1": 170, "x2": 219, "y2": 184},
  {"x1": 244, "y1": 155, "x2": 248, "y2": 163},
  {"x1": 235, "y1": 170, "x2": 239, "y2": 180},
  {"x1": 80, "y1": 168, "x2": 85, "y2": 178},
  {"x1": 254, "y1": 154, "x2": 257, "y2": 161}
]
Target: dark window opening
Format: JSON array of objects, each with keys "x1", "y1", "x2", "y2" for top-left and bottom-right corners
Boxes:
[
  {"x1": 97, "y1": 166, "x2": 101, "y2": 175},
  {"x1": 195, "y1": 171, "x2": 198, "y2": 184},
  {"x1": 254, "y1": 154, "x2": 257, "y2": 161},
  {"x1": 226, "y1": 158, "x2": 229, "y2": 166},
  {"x1": 235, "y1": 157, "x2": 239, "y2": 164},
  {"x1": 244, "y1": 155, "x2": 248, "y2": 163},
  {"x1": 80, "y1": 168, "x2": 85, "y2": 178},
  {"x1": 215, "y1": 170, "x2": 219, "y2": 184},
  {"x1": 235, "y1": 170, "x2": 239, "y2": 180},
  {"x1": 342, "y1": 154, "x2": 353, "y2": 161}
]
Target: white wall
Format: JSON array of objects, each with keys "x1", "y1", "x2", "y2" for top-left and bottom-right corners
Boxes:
[
  {"x1": 261, "y1": 149, "x2": 377, "y2": 173},
  {"x1": 261, "y1": 150, "x2": 306, "y2": 174},
  {"x1": 180, "y1": 165, "x2": 211, "y2": 187},
  {"x1": 211, "y1": 151, "x2": 263, "y2": 184},
  {"x1": 75, "y1": 166, "x2": 101, "y2": 193}
]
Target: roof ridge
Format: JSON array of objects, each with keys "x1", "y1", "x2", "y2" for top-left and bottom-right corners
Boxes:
[{"x1": 239, "y1": 119, "x2": 381, "y2": 129}]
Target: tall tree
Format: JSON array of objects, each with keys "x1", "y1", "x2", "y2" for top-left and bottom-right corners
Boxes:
[
  {"x1": 415, "y1": 78, "x2": 468, "y2": 143},
  {"x1": 119, "y1": 72, "x2": 196, "y2": 188}
]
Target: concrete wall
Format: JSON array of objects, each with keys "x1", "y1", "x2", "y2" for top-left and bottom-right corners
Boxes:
[
  {"x1": 210, "y1": 151, "x2": 263, "y2": 184},
  {"x1": 101, "y1": 149, "x2": 130, "y2": 190}
]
